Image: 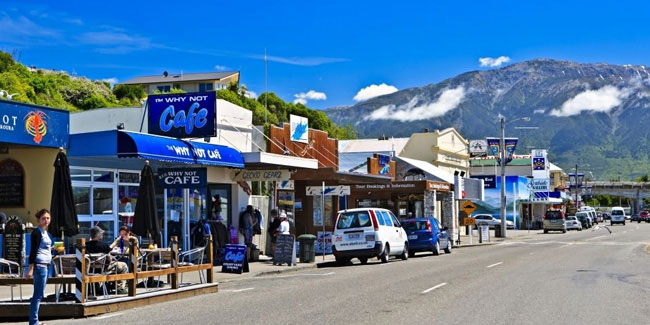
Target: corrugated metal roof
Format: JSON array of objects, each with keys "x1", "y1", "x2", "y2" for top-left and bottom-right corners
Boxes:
[
  {"x1": 120, "y1": 71, "x2": 239, "y2": 85},
  {"x1": 396, "y1": 156, "x2": 454, "y2": 184},
  {"x1": 339, "y1": 138, "x2": 409, "y2": 153}
]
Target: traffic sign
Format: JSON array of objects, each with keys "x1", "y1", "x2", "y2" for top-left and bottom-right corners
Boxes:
[
  {"x1": 461, "y1": 200, "x2": 477, "y2": 215},
  {"x1": 463, "y1": 217, "x2": 475, "y2": 226}
]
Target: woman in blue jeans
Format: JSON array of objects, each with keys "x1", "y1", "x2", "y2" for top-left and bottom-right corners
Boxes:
[{"x1": 27, "y1": 209, "x2": 52, "y2": 325}]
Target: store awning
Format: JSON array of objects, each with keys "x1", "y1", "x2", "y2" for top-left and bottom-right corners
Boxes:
[
  {"x1": 68, "y1": 130, "x2": 244, "y2": 168},
  {"x1": 395, "y1": 156, "x2": 454, "y2": 184},
  {"x1": 242, "y1": 152, "x2": 318, "y2": 169}
]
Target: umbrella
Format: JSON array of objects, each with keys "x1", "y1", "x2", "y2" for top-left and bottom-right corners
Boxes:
[
  {"x1": 132, "y1": 161, "x2": 161, "y2": 245},
  {"x1": 50, "y1": 148, "x2": 79, "y2": 238}
]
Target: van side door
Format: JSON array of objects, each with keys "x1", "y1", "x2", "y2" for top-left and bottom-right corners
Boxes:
[{"x1": 387, "y1": 211, "x2": 405, "y2": 252}]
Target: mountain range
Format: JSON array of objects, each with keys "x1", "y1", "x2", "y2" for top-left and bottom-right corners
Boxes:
[{"x1": 326, "y1": 59, "x2": 650, "y2": 180}]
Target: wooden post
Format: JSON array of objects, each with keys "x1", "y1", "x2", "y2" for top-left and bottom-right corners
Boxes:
[
  {"x1": 128, "y1": 238, "x2": 138, "y2": 297},
  {"x1": 170, "y1": 236, "x2": 179, "y2": 289},
  {"x1": 207, "y1": 234, "x2": 214, "y2": 283},
  {"x1": 74, "y1": 238, "x2": 86, "y2": 303}
]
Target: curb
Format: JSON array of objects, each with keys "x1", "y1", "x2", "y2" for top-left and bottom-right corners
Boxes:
[{"x1": 454, "y1": 242, "x2": 500, "y2": 248}]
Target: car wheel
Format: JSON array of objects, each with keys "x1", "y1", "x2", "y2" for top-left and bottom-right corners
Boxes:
[
  {"x1": 623, "y1": 222, "x2": 626, "y2": 225},
  {"x1": 408, "y1": 250, "x2": 415, "y2": 258},
  {"x1": 638, "y1": 221, "x2": 641, "y2": 223},
  {"x1": 380, "y1": 244, "x2": 390, "y2": 263},
  {"x1": 432, "y1": 241, "x2": 441, "y2": 256},
  {"x1": 400, "y1": 243, "x2": 409, "y2": 260},
  {"x1": 358, "y1": 257, "x2": 368, "y2": 265},
  {"x1": 562, "y1": 228, "x2": 567, "y2": 233},
  {"x1": 578, "y1": 228, "x2": 582, "y2": 231},
  {"x1": 335, "y1": 257, "x2": 349, "y2": 266},
  {"x1": 444, "y1": 241, "x2": 452, "y2": 254},
  {"x1": 544, "y1": 229, "x2": 548, "y2": 234}
]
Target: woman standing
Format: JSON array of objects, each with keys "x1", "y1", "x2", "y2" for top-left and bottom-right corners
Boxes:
[{"x1": 27, "y1": 209, "x2": 52, "y2": 325}]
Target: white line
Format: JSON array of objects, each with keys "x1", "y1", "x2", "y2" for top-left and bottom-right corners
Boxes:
[
  {"x1": 93, "y1": 312, "x2": 125, "y2": 320},
  {"x1": 487, "y1": 262, "x2": 503, "y2": 268},
  {"x1": 586, "y1": 235, "x2": 606, "y2": 241},
  {"x1": 422, "y1": 282, "x2": 447, "y2": 294},
  {"x1": 221, "y1": 288, "x2": 254, "y2": 293},
  {"x1": 559, "y1": 244, "x2": 572, "y2": 248},
  {"x1": 275, "y1": 272, "x2": 335, "y2": 278}
]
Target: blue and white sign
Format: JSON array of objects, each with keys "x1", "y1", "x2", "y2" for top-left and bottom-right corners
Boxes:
[
  {"x1": 472, "y1": 175, "x2": 496, "y2": 189},
  {"x1": 147, "y1": 92, "x2": 216, "y2": 138},
  {"x1": 290, "y1": 114, "x2": 308, "y2": 144},
  {"x1": 222, "y1": 244, "x2": 247, "y2": 274},
  {"x1": 0, "y1": 100, "x2": 69, "y2": 148},
  {"x1": 156, "y1": 168, "x2": 206, "y2": 189},
  {"x1": 305, "y1": 185, "x2": 351, "y2": 196},
  {"x1": 315, "y1": 231, "x2": 332, "y2": 254}
]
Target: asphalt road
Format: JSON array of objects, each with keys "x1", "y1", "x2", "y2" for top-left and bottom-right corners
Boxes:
[{"x1": 38, "y1": 222, "x2": 650, "y2": 324}]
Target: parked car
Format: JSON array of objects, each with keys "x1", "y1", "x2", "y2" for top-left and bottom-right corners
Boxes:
[
  {"x1": 402, "y1": 217, "x2": 452, "y2": 257},
  {"x1": 610, "y1": 207, "x2": 626, "y2": 225},
  {"x1": 638, "y1": 210, "x2": 650, "y2": 223},
  {"x1": 576, "y1": 212, "x2": 591, "y2": 229},
  {"x1": 332, "y1": 208, "x2": 409, "y2": 265},
  {"x1": 474, "y1": 214, "x2": 514, "y2": 229},
  {"x1": 602, "y1": 212, "x2": 611, "y2": 221},
  {"x1": 543, "y1": 210, "x2": 567, "y2": 233},
  {"x1": 565, "y1": 216, "x2": 583, "y2": 231},
  {"x1": 631, "y1": 214, "x2": 640, "y2": 222}
]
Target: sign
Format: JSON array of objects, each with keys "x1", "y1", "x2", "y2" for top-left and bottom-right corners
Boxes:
[
  {"x1": 479, "y1": 225, "x2": 489, "y2": 243},
  {"x1": 0, "y1": 159, "x2": 24, "y2": 207},
  {"x1": 277, "y1": 180, "x2": 294, "y2": 190},
  {"x1": 529, "y1": 178, "x2": 550, "y2": 199},
  {"x1": 273, "y1": 234, "x2": 296, "y2": 266},
  {"x1": 461, "y1": 200, "x2": 477, "y2": 215},
  {"x1": 231, "y1": 169, "x2": 290, "y2": 182},
  {"x1": 469, "y1": 140, "x2": 488, "y2": 157},
  {"x1": 472, "y1": 175, "x2": 496, "y2": 189},
  {"x1": 0, "y1": 101, "x2": 69, "y2": 148},
  {"x1": 463, "y1": 217, "x2": 475, "y2": 226},
  {"x1": 289, "y1": 114, "x2": 309, "y2": 144},
  {"x1": 313, "y1": 208, "x2": 322, "y2": 227},
  {"x1": 486, "y1": 137, "x2": 518, "y2": 165},
  {"x1": 427, "y1": 181, "x2": 452, "y2": 192},
  {"x1": 156, "y1": 168, "x2": 206, "y2": 188},
  {"x1": 221, "y1": 244, "x2": 249, "y2": 274},
  {"x1": 315, "y1": 231, "x2": 332, "y2": 254},
  {"x1": 532, "y1": 157, "x2": 545, "y2": 171},
  {"x1": 147, "y1": 91, "x2": 216, "y2": 138},
  {"x1": 2, "y1": 216, "x2": 25, "y2": 268},
  {"x1": 306, "y1": 185, "x2": 351, "y2": 196}
]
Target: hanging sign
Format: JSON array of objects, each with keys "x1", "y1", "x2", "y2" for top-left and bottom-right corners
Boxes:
[
  {"x1": 231, "y1": 169, "x2": 290, "y2": 182},
  {"x1": 0, "y1": 101, "x2": 69, "y2": 148},
  {"x1": 147, "y1": 91, "x2": 216, "y2": 138},
  {"x1": 290, "y1": 114, "x2": 309, "y2": 144},
  {"x1": 469, "y1": 140, "x2": 488, "y2": 157},
  {"x1": 156, "y1": 168, "x2": 207, "y2": 188},
  {"x1": 306, "y1": 185, "x2": 351, "y2": 196},
  {"x1": 486, "y1": 137, "x2": 518, "y2": 165}
]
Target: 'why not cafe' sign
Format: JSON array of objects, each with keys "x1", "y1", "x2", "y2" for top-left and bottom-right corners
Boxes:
[{"x1": 156, "y1": 168, "x2": 206, "y2": 188}]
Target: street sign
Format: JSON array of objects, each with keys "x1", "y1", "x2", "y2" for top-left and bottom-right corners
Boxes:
[
  {"x1": 461, "y1": 200, "x2": 476, "y2": 215},
  {"x1": 463, "y1": 217, "x2": 475, "y2": 226}
]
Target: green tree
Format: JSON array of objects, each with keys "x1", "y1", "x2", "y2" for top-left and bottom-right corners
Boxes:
[
  {"x1": 113, "y1": 84, "x2": 146, "y2": 102},
  {"x1": 636, "y1": 174, "x2": 649, "y2": 182}
]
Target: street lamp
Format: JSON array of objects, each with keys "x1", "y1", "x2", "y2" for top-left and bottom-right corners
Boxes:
[
  {"x1": 499, "y1": 116, "x2": 530, "y2": 238},
  {"x1": 573, "y1": 163, "x2": 590, "y2": 210}
]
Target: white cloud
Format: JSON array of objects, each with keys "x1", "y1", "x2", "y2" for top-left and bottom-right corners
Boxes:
[
  {"x1": 293, "y1": 90, "x2": 327, "y2": 104},
  {"x1": 550, "y1": 86, "x2": 629, "y2": 117},
  {"x1": 366, "y1": 86, "x2": 466, "y2": 122},
  {"x1": 0, "y1": 15, "x2": 60, "y2": 45},
  {"x1": 101, "y1": 77, "x2": 118, "y2": 85},
  {"x1": 245, "y1": 90, "x2": 257, "y2": 99},
  {"x1": 479, "y1": 56, "x2": 511, "y2": 67},
  {"x1": 353, "y1": 83, "x2": 398, "y2": 102},
  {"x1": 533, "y1": 109, "x2": 545, "y2": 114},
  {"x1": 78, "y1": 31, "x2": 152, "y2": 54},
  {"x1": 251, "y1": 54, "x2": 349, "y2": 66},
  {"x1": 214, "y1": 65, "x2": 229, "y2": 71}
]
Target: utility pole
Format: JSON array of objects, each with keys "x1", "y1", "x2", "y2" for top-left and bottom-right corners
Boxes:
[
  {"x1": 575, "y1": 163, "x2": 579, "y2": 210},
  {"x1": 499, "y1": 117, "x2": 507, "y2": 238},
  {"x1": 264, "y1": 48, "x2": 268, "y2": 124}
]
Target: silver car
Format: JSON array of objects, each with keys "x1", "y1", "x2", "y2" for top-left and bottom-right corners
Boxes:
[
  {"x1": 474, "y1": 214, "x2": 514, "y2": 229},
  {"x1": 565, "y1": 216, "x2": 583, "y2": 231}
]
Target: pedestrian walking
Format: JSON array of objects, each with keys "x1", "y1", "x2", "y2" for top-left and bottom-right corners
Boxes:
[
  {"x1": 27, "y1": 209, "x2": 52, "y2": 325},
  {"x1": 240, "y1": 205, "x2": 257, "y2": 246}
]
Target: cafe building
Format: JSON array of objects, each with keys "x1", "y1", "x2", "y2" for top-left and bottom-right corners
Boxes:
[{"x1": 0, "y1": 99, "x2": 70, "y2": 225}]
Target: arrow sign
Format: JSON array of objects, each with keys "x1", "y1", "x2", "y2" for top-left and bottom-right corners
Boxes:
[{"x1": 461, "y1": 200, "x2": 477, "y2": 215}]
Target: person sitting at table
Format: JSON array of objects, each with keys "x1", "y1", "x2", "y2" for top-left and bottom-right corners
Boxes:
[
  {"x1": 110, "y1": 226, "x2": 139, "y2": 255},
  {"x1": 87, "y1": 226, "x2": 128, "y2": 295}
]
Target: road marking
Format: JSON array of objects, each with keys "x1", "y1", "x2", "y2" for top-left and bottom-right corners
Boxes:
[
  {"x1": 275, "y1": 272, "x2": 335, "y2": 278},
  {"x1": 487, "y1": 262, "x2": 503, "y2": 268},
  {"x1": 93, "y1": 312, "x2": 125, "y2": 320},
  {"x1": 221, "y1": 287, "x2": 255, "y2": 293},
  {"x1": 559, "y1": 243, "x2": 572, "y2": 248},
  {"x1": 422, "y1": 282, "x2": 447, "y2": 294},
  {"x1": 586, "y1": 235, "x2": 606, "y2": 241}
]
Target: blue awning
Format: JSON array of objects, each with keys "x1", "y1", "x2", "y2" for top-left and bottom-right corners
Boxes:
[{"x1": 68, "y1": 130, "x2": 244, "y2": 168}]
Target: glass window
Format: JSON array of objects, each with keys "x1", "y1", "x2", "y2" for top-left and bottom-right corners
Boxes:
[
  {"x1": 73, "y1": 186, "x2": 90, "y2": 215},
  {"x1": 380, "y1": 211, "x2": 392, "y2": 226},
  {"x1": 93, "y1": 170, "x2": 114, "y2": 183},
  {"x1": 118, "y1": 172, "x2": 139, "y2": 184},
  {"x1": 199, "y1": 83, "x2": 214, "y2": 92},
  {"x1": 118, "y1": 185, "x2": 138, "y2": 229},
  {"x1": 336, "y1": 212, "x2": 371, "y2": 229},
  {"x1": 313, "y1": 195, "x2": 334, "y2": 227},
  {"x1": 70, "y1": 169, "x2": 92, "y2": 182},
  {"x1": 375, "y1": 211, "x2": 385, "y2": 226},
  {"x1": 157, "y1": 85, "x2": 171, "y2": 92},
  {"x1": 94, "y1": 220, "x2": 115, "y2": 241},
  {"x1": 389, "y1": 212, "x2": 400, "y2": 227},
  {"x1": 93, "y1": 187, "x2": 113, "y2": 215}
]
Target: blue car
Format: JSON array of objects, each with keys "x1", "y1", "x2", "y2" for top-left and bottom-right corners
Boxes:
[{"x1": 402, "y1": 218, "x2": 452, "y2": 257}]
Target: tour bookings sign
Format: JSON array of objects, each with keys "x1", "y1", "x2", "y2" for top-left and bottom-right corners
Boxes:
[
  {"x1": 147, "y1": 92, "x2": 216, "y2": 138},
  {"x1": 157, "y1": 168, "x2": 207, "y2": 189}
]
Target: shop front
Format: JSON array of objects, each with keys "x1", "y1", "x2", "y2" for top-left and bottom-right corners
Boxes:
[
  {"x1": 0, "y1": 99, "x2": 70, "y2": 225},
  {"x1": 67, "y1": 130, "x2": 245, "y2": 250}
]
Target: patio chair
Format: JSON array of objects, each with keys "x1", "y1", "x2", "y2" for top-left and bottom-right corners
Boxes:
[
  {"x1": 86, "y1": 253, "x2": 110, "y2": 299},
  {"x1": 178, "y1": 245, "x2": 207, "y2": 284},
  {"x1": 148, "y1": 249, "x2": 174, "y2": 287},
  {"x1": 0, "y1": 258, "x2": 22, "y2": 301},
  {"x1": 52, "y1": 255, "x2": 76, "y2": 302}
]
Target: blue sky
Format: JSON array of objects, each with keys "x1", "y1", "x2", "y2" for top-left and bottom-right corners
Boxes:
[{"x1": 2, "y1": 0, "x2": 650, "y2": 109}]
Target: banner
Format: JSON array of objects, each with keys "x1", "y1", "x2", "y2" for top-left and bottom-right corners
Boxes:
[
  {"x1": 315, "y1": 231, "x2": 332, "y2": 254},
  {"x1": 469, "y1": 140, "x2": 487, "y2": 157},
  {"x1": 290, "y1": 114, "x2": 309, "y2": 144},
  {"x1": 147, "y1": 91, "x2": 216, "y2": 138},
  {"x1": 486, "y1": 137, "x2": 518, "y2": 165},
  {"x1": 156, "y1": 168, "x2": 207, "y2": 188},
  {"x1": 568, "y1": 173, "x2": 576, "y2": 187}
]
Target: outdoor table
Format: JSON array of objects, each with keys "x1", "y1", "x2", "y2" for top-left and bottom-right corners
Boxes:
[{"x1": 141, "y1": 248, "x2": 172, "y2": 286}]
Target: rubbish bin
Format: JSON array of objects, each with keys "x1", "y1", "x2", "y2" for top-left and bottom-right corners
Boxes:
[
  {"x1": 297, "y1": 234, "x2": 317, "y2": 263},
  {"x1": 494, "y1": 224, "x2": 502, "y2": 237}
]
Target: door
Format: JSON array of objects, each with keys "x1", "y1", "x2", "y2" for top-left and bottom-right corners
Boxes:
[
  {"x1": 387, "y1": 211, "x2": 405, "y2": 253},
  {"x1": 209, "y1": 184, "x2": 232, "y2": 226},
  {"x1": 165, "y1": 187, "x2": 185, "y2": 249},
  {"x1": 432, "y1": 218, "x2": 448, "y2": 248}
]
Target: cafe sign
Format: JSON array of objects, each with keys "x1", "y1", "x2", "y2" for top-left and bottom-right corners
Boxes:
[
  {"x1": 231, "y1": 169, "x2": 290, "y2": 182},
  {"x1": 0, "y1": 101, "x2": 69, "y2": 148},
  {"x1": 157, "y1": 168, "x2": 207, "y2": 188},
  {"x1": 147, "y1": 92, "x2": 216, "y2": 138}
]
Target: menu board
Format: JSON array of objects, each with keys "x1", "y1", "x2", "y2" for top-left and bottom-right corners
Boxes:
[
  {"x1": 221, "y1": 244, "x2": 249, "y2": 274},
  {"x1": 2, "y1": 216, "x2": 25, "y2": 267},
  {"x1": 273, "y1": 234, "x2": 296, "y2": 266},
  {"x1": 0, "y1": 159, "x2": 24, "y2": 207}
]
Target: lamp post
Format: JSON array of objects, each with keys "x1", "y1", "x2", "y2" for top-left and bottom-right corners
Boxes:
[
  {"x1": 499, "y1": 116, "x2": 530, "y2": 238},
  {"x1": 573, "y1": 163, "x2": 589, "y2": 210}
]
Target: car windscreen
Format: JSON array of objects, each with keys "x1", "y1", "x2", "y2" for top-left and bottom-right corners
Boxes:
[
  {"x1": 402, "y1": 221, "x2": 428, "y2": 231},
  {"x1": 336, "y1": 212, "x2": 372, "y2": 229},
  {"x1": 611, "y1": 210, "x2": 624, "y2": 215},
  {"x1": 546, "y1": 211, "x2": 563, "y2": 219}
]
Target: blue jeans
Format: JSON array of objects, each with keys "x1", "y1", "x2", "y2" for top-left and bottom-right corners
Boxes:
[{"x1": 30, "y1": 264, "x2": 48, "y2": 325}]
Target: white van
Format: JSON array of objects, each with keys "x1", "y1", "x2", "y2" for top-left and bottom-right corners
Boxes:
[
  {"x1": 610, "y1": 207, "x2": 626, "y2": 225},
  {"x1": 332, "y1": 208, "x2": 409, "y2": 265}
]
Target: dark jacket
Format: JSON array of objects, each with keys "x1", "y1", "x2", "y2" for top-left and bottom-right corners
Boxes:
[
  {"x1": 86, "y1": 240, "x2": 111, "y2": 254},
  {"x1": 28, "y1": 228, "x2": 45, "y2": 265}
]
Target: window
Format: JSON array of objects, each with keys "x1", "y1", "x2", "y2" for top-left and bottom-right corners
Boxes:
[
  {"x1": 336, "y1": 212, "x2": 371, "y2": 230},
  {"x1": 375, "y1": 211, "x2": 385, "y2": 226},
  {"x1": 380, "y1": 211, "x2": 392, "y2": 226},
  {"x1": 93, "y1": 170, "x2": 114, "y2": 183},
  {"x1": 73, "y1": 186, "x2": 91, "y2": 215},
  {"x1": 199, "y1": 83, "x2": 214, "y2": 92},
  {"x1": 313, "y1": 195, "x2": 334, "y2": 226},
  {"x1": 93, "y1": 188, "x2": 113, "y2": 215},
  {"x1": 389, "y1": 211, "x2": 400, "y2": 227},
  {"x1": 157, "y1": 85, "x2": 171, "y2": 93}
]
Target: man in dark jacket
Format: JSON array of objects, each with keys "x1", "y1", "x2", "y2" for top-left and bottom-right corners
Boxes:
[{"x1": 87, "y1": 226, "x2": 128, "y2": 294}]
